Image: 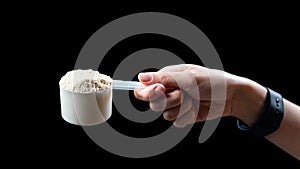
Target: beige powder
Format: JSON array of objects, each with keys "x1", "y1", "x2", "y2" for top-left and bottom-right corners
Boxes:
[{"x1": 59, "y1": 69, "x2": 112, "y2": 94}]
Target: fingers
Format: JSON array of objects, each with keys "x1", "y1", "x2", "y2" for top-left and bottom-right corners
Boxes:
[
  {"x1": 134, "y1": 84, "x2": 165, "y2": 101},
  {"x1": 149, "y1": 90, "x2": 167, "y2": 112},
  {"x1": 149, "y1": 89, "x2": 180, "y2": 112},
  {"x1": 163, "y1": 93, "x2": 193, "y2": 120},
  {"x1": 163, "y1": 99, "x2": 210, "y2": 128},
  {"x1": 135, "y1": 85, "x2": 184, "y2": 111},
  {"x1": 134, "y1": 83, "x2": 205, "y2": 128},
  {"x1": 174, "y1": 104, "x2": 198, "y2": 128},
  {"x1": 163, "y1": 96, "x2": 196, "y2": 128},
  {"x1": 163, "y1": 106, "x2": 181, "y2": 121}
]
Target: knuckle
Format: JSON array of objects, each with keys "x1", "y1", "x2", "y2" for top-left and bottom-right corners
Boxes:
[
  {"x1": 134, "y1": 90, "x2": 147, "y2": 101},
  {"x1": 158, "y1": 71, "x2": 175, "y2": 86},
  {"x1": 173, "y1": 90, "x2": 182, "y2": 103},
  {"x1": 185, "y1": 98, "x2": 193, "y2": 111},
  {"x1": 158, "y1": 72, "x2": 168, "y2": 84},
  {"x1": 189, "y1": 112, "x2": 196, "y2": 122},
  {"x1": 150, "y1": 102, "x2": 163, "y2": 112},
  {"x1": 174, "y1": 120, "x2": 186, "y2": 128},
  {"x1": 163, "y1": 112, "x2": 173, "y2": 121}
]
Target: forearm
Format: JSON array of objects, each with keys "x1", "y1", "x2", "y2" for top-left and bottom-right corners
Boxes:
[
  {"x1": 266, "y1": 99, "x2": 300, "y2": 160},
  {"x1": 232, "y1": 77, "x2": 300, "y2": 160}
]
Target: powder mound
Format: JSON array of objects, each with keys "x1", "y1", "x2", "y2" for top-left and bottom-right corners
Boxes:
[{"x1": 59, "y1": 69, "x2": 112, "y2": 94}]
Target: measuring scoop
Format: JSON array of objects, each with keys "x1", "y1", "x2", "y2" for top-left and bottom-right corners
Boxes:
[{"x1": 59, "y1": 80, "x2": 146, "y2": 126}]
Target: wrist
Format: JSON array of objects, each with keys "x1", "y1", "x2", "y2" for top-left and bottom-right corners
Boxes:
[
  {"x1": 232, "y1": 77, "x2": 267, "y2": 126},
  {"x1": 237, "y1": 87, "x2": 284, "y2": 137}
]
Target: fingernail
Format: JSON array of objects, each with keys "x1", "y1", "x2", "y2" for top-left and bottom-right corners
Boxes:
[{"x1": 139, "y1": 73, "x2": 152, "y2": 82}]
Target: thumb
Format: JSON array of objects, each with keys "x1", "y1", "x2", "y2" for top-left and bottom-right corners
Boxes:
[
  {"x1": 139, "y1": 70, "x2": 199, "y2": 95},
  {"x1": 138, "y1": 71, "x2": 179, "y2": 88}
]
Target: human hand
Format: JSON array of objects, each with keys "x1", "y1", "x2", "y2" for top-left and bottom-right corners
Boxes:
[
  {"x1": 134, "y1": 64, "x2": 233, "y2": 127},
  {"x1": 134, "y1": 64, "x2": 267, "y2": 128}
]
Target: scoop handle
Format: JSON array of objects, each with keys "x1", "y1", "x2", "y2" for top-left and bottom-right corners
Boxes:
[{"x1": 112, "y1": 80, "x2": 146, "y2": 90}]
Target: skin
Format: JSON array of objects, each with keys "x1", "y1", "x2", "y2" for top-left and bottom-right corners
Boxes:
[{"x1": 134, "y1": 64, "x2": 300, "y2": 160}]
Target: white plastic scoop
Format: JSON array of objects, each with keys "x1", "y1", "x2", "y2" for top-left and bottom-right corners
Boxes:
[
  {"x1": 59, "y1": 79, "x2": 146, "y2": 126},
  {"x1": 112, "y1": 80, "x2": 146, "y2": 90}
]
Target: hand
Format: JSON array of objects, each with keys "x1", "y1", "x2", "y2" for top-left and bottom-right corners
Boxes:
[{"x1": 134, "y1": 64, "x2": 267, "y2": 128}]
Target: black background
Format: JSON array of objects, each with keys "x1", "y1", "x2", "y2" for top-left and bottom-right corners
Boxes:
[{"x1": 8, "y1": 2, "x2": 299, "y2": 167}]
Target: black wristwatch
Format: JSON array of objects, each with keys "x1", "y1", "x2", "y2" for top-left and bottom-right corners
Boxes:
[{"x1": 237, "y1": 87, "x2": 284, "y2": 137}]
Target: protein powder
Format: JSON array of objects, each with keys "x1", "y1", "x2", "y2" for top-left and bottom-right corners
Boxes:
[{"x1": 59, "y1": 69, "x2": 112, "y2": 94}]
